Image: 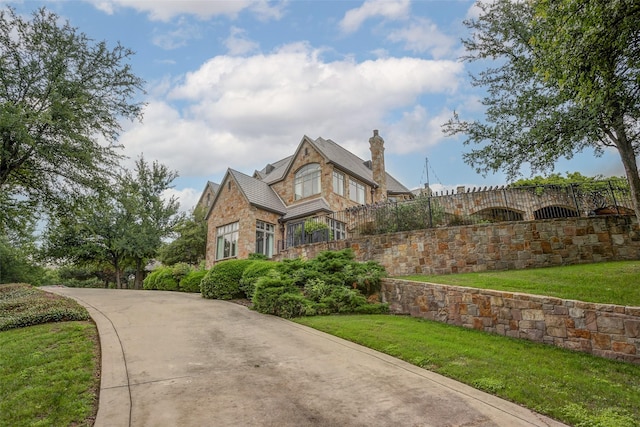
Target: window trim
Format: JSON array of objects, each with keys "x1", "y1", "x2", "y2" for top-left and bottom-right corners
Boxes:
[
  {"x1": 215, "y1": 222, "x2": 239, "y2": 260},
  {"x1": 349, "y1": 178, "x2": 366, "y2": 204},
  {"x1": 333, "y1": 170, "x2": 345, "y2": 196},
  {"x1": 255, "y1": 220, "x2": 275, "y2": 258},
  {"x1": 294, "y1": 163, "x2": 321, "y2": 200}
]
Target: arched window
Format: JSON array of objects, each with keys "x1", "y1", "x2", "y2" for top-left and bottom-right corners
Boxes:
[{"x1": 294, "y1": 163, "x2": 321, "y2": 200}]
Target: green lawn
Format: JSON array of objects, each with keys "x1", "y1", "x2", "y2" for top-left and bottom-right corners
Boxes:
[
  {"x1": 399, "y1": 260, "x2": 640, "y2": 307},
  {"x1": 294, "y1": 314, "x2": 640, "y2": 427},
  {"x1": 0, "y1": 284, "x2": 99, "y2": 426}
]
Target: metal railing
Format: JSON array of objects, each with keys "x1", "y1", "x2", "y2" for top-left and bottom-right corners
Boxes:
[{"x1": 279, "y1": 180, "x2": 635, "y2": 248}]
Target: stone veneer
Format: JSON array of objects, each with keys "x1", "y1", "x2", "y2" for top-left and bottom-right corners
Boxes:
[
  {"x1": 274, "y1": 216, "x2": 640, "y2": 276},
  {"x1": 380, "y1": 278, "x2": 640, "y2": 364}
]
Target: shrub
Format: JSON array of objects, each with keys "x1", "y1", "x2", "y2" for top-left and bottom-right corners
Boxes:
[
  {"x1": 200, "y1": 259, "x2": 254, "y2": 299},
  {"x1": 252, "y1": 273, "x2": 300, "y2": 315},
  {"x1": 171, "y1": 263, "x2": 193, "y2": 283},
  {"x1": 239, "y1": 261, "x2": 276, "y2": 299},
  {"x1": 142, "y1": 269, "x2": 162, "y2": 290},
  {"x1": 154, "y1": 268, "x2": 179, "y2": 291},
  {"x1": 179, "y1": 269, "x2": 206, "y2": 293}
]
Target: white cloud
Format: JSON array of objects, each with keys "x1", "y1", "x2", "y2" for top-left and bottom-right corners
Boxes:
[
  {"x1": 162, "y1": 187, "x2": 200, "y2": 214},
  {"x1": 224, "y1": 27, "x2": 259, "y2": 56},
  {"x1": 386, "y1": 106, "x2": 455, "y2": 155},
  {"x1": 387, "y1": 18, "x2": 457, "y2": 59},
  {"x1": 119, "y1": 43, "x2": 463, "y2": 181},
  {"x1": 86, "y1": 0, "x2": 284, "y2": 22},
  {"x1": 151, "y1": 17, "x2": 202, "y2": 50},
  {"x1": 339, "y1": 0, "x2": 410, "y2": 34}
]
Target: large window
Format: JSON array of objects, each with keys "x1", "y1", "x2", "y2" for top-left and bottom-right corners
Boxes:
[
  {"x1": 295, "y1": 163, "x2": 321, "y2": 200},
  {"x1": 255, "y1": 221, "x2": 275, "y2": 258},
  {"x1": 349, "y1": 178, "x2": 366, "y2": 204},
  {"x1": 333, "y1": 171, "x2": 345, "y2": 196},
  {"x1": 216, "y1": 222, "x2": 238, "y2": 260}
]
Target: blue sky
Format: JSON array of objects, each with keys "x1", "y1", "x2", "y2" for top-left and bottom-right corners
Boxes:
[{"x1": 6, "y1": 0, "x2": 625, "y2": 213}]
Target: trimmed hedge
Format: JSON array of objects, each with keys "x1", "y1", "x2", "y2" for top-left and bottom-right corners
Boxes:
[
  {"x1": 201, "y1": 259, "x2": 255, "y2": 300},
  {"x1": 179, "y1": 270, "x2": 207, "y2": 293}
]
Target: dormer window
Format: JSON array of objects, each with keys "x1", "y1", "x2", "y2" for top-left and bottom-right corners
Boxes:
[{"x1": 295, "y1": 163, "x2": 321, "y2": 200}]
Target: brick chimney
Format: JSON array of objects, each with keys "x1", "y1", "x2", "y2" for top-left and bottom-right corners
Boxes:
[{"x1": 369, "y1": 129, "x2": 387, "y2": 202}]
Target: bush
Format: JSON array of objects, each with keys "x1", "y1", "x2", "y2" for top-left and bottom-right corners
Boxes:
[
  {"x1": 143, "y1": 267, "x2": 178, "y2": 291},
  {"x1": 143, "y1": 269, "x2": 161, "y2": 290},
  {"x1": 155, "y1": 268, "x2": 178, "y2": 291},
  {"x1": 240, "y1": 261, "x2": 276, "y2": 299},
  {"x1": 252, "y1": 273, "x2": 300, "y2": 316},
  {"x1": 171, "y1": 263, "x2": 192, "y2": 283},
  {"x1": 179, "y1": 269, "x2": 206, "y2": 293},
  {"x1": 201, "y1": 259, "x2": 254, "y2": 299}
]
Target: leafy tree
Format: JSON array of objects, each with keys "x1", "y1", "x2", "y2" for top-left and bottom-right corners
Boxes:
[
  {"x1": 42, "y1": 157, "x2": 179, "y2": 289},
  {"x1": 443, "y1": 0, "x2": 640, "y2": 224},
  {"x1": 157, "y1": 206, "x2": 207, "y2": 266},
  {"x1": 0, "y1": 7, "x2": 145, "y2": 235},
  {"x1": 119, "y1": 156, "x2": 180, "y2": 288}
]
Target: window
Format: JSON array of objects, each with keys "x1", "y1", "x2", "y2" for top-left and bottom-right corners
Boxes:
[
  {"x1": 349, "y1": 178, "x2": 366, "y2": 204},
  {"x1": 327, "y1": 218, "x2": 346, "y2": 241},
  {"x1": 216, "y1": 222, "x2": 238, "y2": 260},
  {"x1": 333, "y1": 171, "x2": 345, "y2": 196},
  {"x1": 294, "y1": 163, "x2": 321, "y2": 200},
  {"x1": 255, "y1": 221, "x2": 275, "y2": 258}
]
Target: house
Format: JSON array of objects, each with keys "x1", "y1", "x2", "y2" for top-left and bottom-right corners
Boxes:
[
  {"x1": 195, "y1": 181, "x2": 220, "y2": 214},
  {"x1": 204, "y1": 130, "x2": 412, "y2": 267}
]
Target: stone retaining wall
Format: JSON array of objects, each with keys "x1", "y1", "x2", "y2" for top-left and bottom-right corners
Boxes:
[
  {"x1": 381, "y1": 278, "x2": 640, "y2": 364},
  {"x1": 274, "y1": 216, "x2": 640, "y2": 276}
]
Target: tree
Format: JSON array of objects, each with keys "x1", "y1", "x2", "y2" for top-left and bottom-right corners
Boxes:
[
  {"x1": 120, "y1": 156, "x2": 180, "y2": 289},
  {"x1": 0, "y1": 7, "x2": 145, "y2": 234},
  {"x1": 157, "y1": 206, "x2": 207, "y2": 266},
  {"x1": 42, "y1": 157, "x2": 179, "y2": 289},
  {"x1": 443, "y1": 0, "x2": 640, "y2": 224}
]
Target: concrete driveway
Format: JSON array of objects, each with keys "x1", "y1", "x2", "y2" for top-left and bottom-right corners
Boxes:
[{"x1": 44, "y1": 287, "x2": 566, "y2": 427}]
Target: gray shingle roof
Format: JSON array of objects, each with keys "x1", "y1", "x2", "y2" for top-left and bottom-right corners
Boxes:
[
  {"x1": 312, "y1": 137, "x2": 411, "y2": 194},
  {"x1": 229, "y1": 169, "x2": 287, "y2": 214},
  {"x1": 281, "y1": 198, "x2": 332, "y2": 221}
]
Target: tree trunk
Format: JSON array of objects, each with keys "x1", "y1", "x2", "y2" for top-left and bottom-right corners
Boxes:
[
  {"x1": 613, "y1": 123, "x2": 640, "y2": 226},
  {"x1": 134, "y1": 258, "x2": 144, "y2": 289}
]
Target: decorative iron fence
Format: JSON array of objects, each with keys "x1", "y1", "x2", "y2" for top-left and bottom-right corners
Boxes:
[{"x1": 280, "y1": 180, "x2": 635, "y2": 249}]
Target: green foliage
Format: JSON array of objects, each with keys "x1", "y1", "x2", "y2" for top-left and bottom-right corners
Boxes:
[
  {"x1": 142, "y1": 266, "x2": 178, "y2": 291},
  {"x1": 443, "y1": 0, "x2": 640, "y2": 223},
  {"x1": 559, "y1": 404, "x2": 636, "y2": 427},
  {"x1": 252, "y1": 250, "x2": 389, "y2": 318},
  {"x1": 365, "y1": 197, "x2": 446, "y2": 234},
  {"x1": 0, "y1": 236, "x2": 44, "y2": 285},
  {"x1": 248, "y1": 253, "x2": 268, "y2": 260},
  {"x1": 179, "y1": 269, "x2": 207, "y2": 293},
  {"x1": 157, "y1": 206, "x2": 207, "y2": 266},
  {"x1": 251, "y1": 272, "x2": 307, "y2": 318},
  {"x1": 0, "y1": 284, "x2": 89, "y2": 331},
  {"x1": 0, "y1": 7, "x2": 145, "y2": 235},
  {"x1": 200, "y1": 259, "x2": 254, "y2": 300},
  {"x1": 239, "y1": 260, "x2": 276, "y2": 299}
]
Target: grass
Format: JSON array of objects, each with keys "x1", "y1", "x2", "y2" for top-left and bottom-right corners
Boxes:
[
  {"x1": 0, "y1": 284, "x2": 99, "y2": 426},
  {"x1": 398, "y1": 260, "x2": 640, "y2": 307},
  {"x1": 294, "y1": 314, "x2": 640, "y2": 427}
]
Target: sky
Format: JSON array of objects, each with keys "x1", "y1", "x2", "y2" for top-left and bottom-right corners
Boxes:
[{"x1": 5, "y1": 0, "x2": 627, "y2": 213}]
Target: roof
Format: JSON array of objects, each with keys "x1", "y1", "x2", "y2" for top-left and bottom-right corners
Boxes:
[
  {"x1": 313, "y1": 137, "x2": 410, "y2": 194},
  {"x1": 228, "y1": 169, "x2": 287, "y2": 215},
  {"x1": 281, "y1": 198, "x2": 333, "y2": 221},
  {"x1": 258, "y1": 136, "x2": 410, "y2": 195}
]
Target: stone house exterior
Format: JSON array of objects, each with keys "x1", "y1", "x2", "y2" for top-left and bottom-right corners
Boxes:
[
  {"x1": 204, "y1": 131, "x2": 412, "y2": 267},
  {"x1": 196, "y1": 181, "x2": 220, "y2": 213}
]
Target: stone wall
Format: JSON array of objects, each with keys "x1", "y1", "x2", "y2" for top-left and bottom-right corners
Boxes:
[
  {"x1": 274, "y1": 216, "x2": 640, "y2": 276},
  {"x1": 380, "y1": 278, "x2": 640, "y2": 364}
]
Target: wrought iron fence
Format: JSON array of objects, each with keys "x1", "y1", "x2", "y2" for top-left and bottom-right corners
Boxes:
[{"x1": 280, "y1": 180, "x2": 634, "y2": 249}]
